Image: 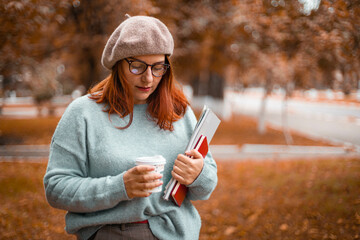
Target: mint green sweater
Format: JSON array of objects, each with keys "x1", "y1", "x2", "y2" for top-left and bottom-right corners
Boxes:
[{"x1": 44, "y1": 95, "x2": 218, "y2": 240}]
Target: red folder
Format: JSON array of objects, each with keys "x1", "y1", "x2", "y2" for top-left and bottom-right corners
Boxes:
[
  {"x1": 195, "y1": 135, "x2": 208, "y2": 158},
  {"x1": 171, "y1": 136, "x2": 208, "y2": 206}
]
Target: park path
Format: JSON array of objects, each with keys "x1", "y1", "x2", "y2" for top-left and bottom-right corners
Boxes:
[
  {"x1": 192, "y1": 89, "x2": 360, "y2": 149},
  {"x1": 1, "y1": 92, "x2": 360, "y2": 161},
  {"x1": 1, "y1": 144, "x2": 359, "y2": 162},
  {"x1": 0, "y1": 145, "x2": 50, "y2": 162}
]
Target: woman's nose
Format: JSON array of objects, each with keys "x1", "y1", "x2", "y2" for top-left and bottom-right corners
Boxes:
[{"x1": 142, "y1": 66, "x2": 153, "y2": 83}]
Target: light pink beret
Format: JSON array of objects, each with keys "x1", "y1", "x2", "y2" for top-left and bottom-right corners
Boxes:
[{"x1": 101, "y1": 15, "x2": 174, "y2": 70}]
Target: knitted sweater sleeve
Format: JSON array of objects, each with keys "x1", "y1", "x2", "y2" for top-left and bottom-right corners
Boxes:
[
  {"x1": 184, "y1": 107, "x2": 218, "y2": 201},
  {"x1": 43, "y1": 99, "x2": 130, "y2": 213}
]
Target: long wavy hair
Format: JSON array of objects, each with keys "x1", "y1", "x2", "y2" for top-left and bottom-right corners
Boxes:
[{"x1": 88, "y1": 56, "x2": 189, "y2": 131}]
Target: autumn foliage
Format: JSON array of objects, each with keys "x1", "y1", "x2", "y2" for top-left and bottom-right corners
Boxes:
[
  {"x1": 1, "y1": 158, "x2": 359, "y2": 240},
  {"x1": 1, "y1": 1, "x2": 359, "y2": 238},
  {"x1": 1, "y1": 116, "x2": 359, "y2": 239},
  {"x1": 194, "y1": 158, "x2": 360, "y2": 240},
  {"x1": 1, "y1": 0, "x2": 359, "y2": 99}
]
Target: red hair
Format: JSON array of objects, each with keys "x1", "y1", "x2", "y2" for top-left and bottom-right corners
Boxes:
[{"x1": 89, "y1": 56, "x2": 189, "y2": 131}]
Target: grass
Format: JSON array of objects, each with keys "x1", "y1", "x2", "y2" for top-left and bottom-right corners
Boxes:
[
  {"x1": 0, "y1": 113, "x2": 353, "y2": 239},
  {"x1": 193, "y1": 158, "x2": 360, "y2": 240},
  {"x1": 0, "y1": 161, "x2": 71, "y2": 240},
  {"x1": 0, "y1": 159, "x2": 359, "y2": 239},
  {"x1": 0, "y1": 117, "x2": 60, "y2": 145},
  {"x1": 0, "y1": 114, "x2": 331, "y2": 146}
]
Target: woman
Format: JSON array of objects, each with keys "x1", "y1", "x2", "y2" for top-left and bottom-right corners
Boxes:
[{"x1": 44, "y1": 15, "x2": 217, "y2": 240}]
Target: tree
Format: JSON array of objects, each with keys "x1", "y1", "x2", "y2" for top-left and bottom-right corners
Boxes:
[
  {"x1": 0, "y1": 0, "x2": 156, "y2": 107},
  {"x1": 0, "y1": 0, "x2": 71, "y2": 113},
  {"x1": 1, "y1": 0, "x2": 359, "y2": 122}
]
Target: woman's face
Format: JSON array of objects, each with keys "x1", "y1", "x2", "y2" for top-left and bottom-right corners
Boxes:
[{"x1": 121, "y1": 54, "x2": 166, "y2": 104}]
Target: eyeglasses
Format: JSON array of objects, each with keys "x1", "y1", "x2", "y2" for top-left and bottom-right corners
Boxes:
[{"x1": 124, "y1": 58, "x2": 170, "y2": 77}]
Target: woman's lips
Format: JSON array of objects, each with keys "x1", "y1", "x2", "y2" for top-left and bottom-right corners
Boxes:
[{"x1": 137, "y1": 86, "x2": 151, "y2": 92}]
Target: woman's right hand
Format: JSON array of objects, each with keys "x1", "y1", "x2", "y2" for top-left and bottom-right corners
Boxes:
[{"x1": 123, "y1": 165, "x2": 163, "y2": 199}]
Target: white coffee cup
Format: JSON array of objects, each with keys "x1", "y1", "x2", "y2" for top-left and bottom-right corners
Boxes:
[{"x1": 135, "y1": 155, "x2": 166, "y2": 192}]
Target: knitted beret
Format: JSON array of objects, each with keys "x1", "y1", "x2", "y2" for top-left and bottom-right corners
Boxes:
[{"x1": 101, "y1": 15, "x2": 174, "y2": 70}]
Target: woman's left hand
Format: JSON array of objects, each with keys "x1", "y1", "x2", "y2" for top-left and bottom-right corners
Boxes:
[{"x1": 171, "y1": 149, "x2": 204, "y2": 185}]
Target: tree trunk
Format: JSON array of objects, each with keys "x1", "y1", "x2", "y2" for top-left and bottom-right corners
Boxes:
[
  {"x1": 0, "y1": 76, "x2": 4, "y2": 115},
  {"x1": 0, "y1": 95, "x2": 4, "y2": 116},
  {"x1": 257, "y1": 90, "x2": 267, "y2": 135},
  {"x1": 257, "y1": 70, "x2": 272, "y2": 134},
  {"x1": 281, "y1": 93, "x2": 293, "y2": 145}
]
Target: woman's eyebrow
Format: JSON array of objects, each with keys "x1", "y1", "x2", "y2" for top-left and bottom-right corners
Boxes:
[{"x1": 129, "y1": 57, "x2": 165, "y2": 64}]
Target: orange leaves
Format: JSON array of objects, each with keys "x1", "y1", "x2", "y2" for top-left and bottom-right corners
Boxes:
[
  {"x1": 224, "y1": 226, "x2": 237, "y2": 236},
  {"x1": 0, "y1": 144, "x2": 359, "y2": 239},
  {"x1": 279, "y1": 223, "x2": 288, "y2": 231},
  {"x1": 194, "y1": 157, "x2": 360, "y2": 239},
  {"x1": 0, "y1": 117, "x2": 60, "y2": 145},
  {"x1": 355, "y1": 212, "x2": 360, "y2": 225},
  {"x1": 0, "y1": 162, "x2": 74, "y2": 239}
]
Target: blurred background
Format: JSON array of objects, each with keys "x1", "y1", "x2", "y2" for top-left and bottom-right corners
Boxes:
[
  {"x1": 1, "y1": 0, "x2": 359, "y2": 146},
  {"x1": 0, "y1": 0, "x2": 360, "y2": 239}
]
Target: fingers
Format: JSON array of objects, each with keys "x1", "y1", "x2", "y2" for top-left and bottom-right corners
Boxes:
[
  {"x1": 129, "y1": 165, "x2": 162, "y2": 181},
  {"x1": 171, "y1": 169, "x2": 185, "y2": 184},
  {"x1": 130, "y1": 189, "x2": 152, "y2": 198},
  {"x1": 186, "y1": 149, "x2": 204, "y2": 159},
  {"x1": 124, "y1": 165, "x2": 163, "y2": 199},
  {"x1": 172, "y1": 164, "x2": 192, "y2": 185},
  {"x1": 172, "y1": 151, "x2": 204, "y2": 185},
  {"x1": 129, "y1": 181, "x2": 164, "y2": 198},
  {"x1": 142, "y1": 181, "x2": 163, "y2": 191},
  {"x1": 138, "y1": 171, "x2": 163, "y2": 183},
  {"x1": 133, "y1": 165, "x2": 156, "y2": 174}
]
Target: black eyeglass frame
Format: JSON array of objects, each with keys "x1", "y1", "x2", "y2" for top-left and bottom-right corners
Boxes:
[{"x1": 124, "y1": 58, "x2": 170, "y2": 77}]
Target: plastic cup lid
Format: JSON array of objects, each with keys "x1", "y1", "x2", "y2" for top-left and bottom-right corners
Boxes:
[{"x1": 135, "y1": 155, "x2": 166, "y2": 165}]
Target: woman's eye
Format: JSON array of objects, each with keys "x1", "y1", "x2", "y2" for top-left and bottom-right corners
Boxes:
[
  {"x1": 154, "y1": 65, "x2": 165, "y2": 71},
  {"x1": 131, "y1": 61, "x2": 144, "y2": 67}
]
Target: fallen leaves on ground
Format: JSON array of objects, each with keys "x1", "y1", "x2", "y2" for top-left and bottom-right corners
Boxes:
[
  {"x1": 193, "y1": 157, "x2": 360, "y2": 240},
  {"x1": 1, "y1": 158, "x2": 359, "y2": 239},
  {"x1": 0, "y1": 114, "x2": 333, "y2": 147}
]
